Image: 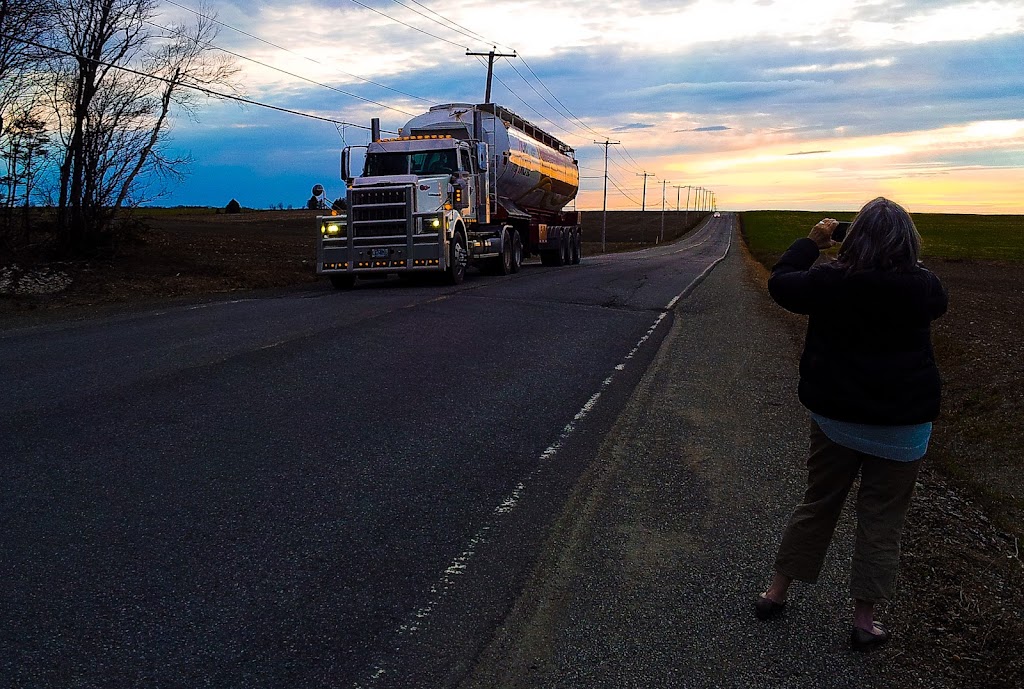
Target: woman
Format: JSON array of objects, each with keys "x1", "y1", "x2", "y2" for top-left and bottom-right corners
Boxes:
[{"x1": 755, "y1": 197, "x2": 948, "y2": 651}]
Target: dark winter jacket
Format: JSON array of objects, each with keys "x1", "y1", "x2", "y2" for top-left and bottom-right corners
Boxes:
[{"x1": 768, "y1": 238, "x2": 948, "y2": 425}]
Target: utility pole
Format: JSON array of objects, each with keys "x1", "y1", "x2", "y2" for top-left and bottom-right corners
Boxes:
[
  {"x1": 636, "y1": 171, "x2": 655, "y2": 211},
  {"x1": 594, "y1": 139, "x2": 620, "y2": 253},
  {"x1": 673, "y1": 184, "x2": 685, "y2": 212},
  {"x1": 660, "y1": 179, "x2": 669, "y2": 242},
  {"x1": 636, "y1": 171, "x2": 655, "y2": 244},
  {"x1": 466, "y1": 47, "x2": 517, "y2": 104}
]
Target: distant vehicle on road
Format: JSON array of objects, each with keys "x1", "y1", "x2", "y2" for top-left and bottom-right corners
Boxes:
[
  {"x1": 714, "y1": 212, "x2": 721, "y2": 218},
  {"x1": 317, "y1": 103, "x2": 583, "y2": 289}
]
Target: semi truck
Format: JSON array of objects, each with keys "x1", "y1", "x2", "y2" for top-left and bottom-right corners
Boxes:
[{"x1": 316, "y1": 102, "x2": 582, "y2": 289}]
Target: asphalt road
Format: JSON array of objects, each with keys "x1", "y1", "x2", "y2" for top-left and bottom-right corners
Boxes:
[{"x1": 1, "y1": 215, "x2": 731, "y2": 688}]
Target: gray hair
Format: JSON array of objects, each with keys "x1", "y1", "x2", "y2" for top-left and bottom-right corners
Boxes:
[{"x1": 837, "y1": 197, "x2": 921, "y2": 273}]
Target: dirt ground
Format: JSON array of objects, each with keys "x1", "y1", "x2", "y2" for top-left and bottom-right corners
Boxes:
[
  {"x1": 0, "y1": 209, "x2": 705, "y2": 321},
  {"x1": 2, "y1": 210, "x2": 1021, "y2": 686},
  {"x1": 904, "y1": 257, "x2": 1024, "y2": 688}
]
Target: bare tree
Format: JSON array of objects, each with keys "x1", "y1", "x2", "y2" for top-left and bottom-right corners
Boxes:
[
  {"x1": 0, "y1": 0, "x2": 50, "y2": 112},
  {"x1": 48, "y1": 0, "x2": 237, "y2": 253},
  {"x1": 1, "y1": 109, "x2": 49, "y2": 241},
  {"x1": 49, "y1": 0, "x2": 152, "y2": 250},
  {"x1": 112, "y1": 8, "x2": 239, "y2": 211},
  {"x1": 0, "y1": 0, "x2": 53, "y2": 252}
]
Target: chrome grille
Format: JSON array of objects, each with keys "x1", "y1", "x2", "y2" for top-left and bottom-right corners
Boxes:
[{"x1": 350, "y1": 186, "x2": 411, "y2": 239}]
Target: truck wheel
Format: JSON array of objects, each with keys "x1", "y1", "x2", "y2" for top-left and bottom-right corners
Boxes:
[
  {"x1": 498, "y1": 227, "x2": 513, "y2": 275},
  {"x1": 510, "y1": 230, "x2": 523, "y2": 273},
  {"x1": 447, "y1": 227, "x2": 468, "y2": 285},
  {"x1": 330, "y1": 274, "x2": 356, "y2": 290},
  {"x1": 541, "y1": 231, "x2": 567, "y2": 267},
  {"x1": 560, "y1": 232, "x2": 571, "y2": 265},
  {"x1": 571, "y1": 230, "x2": 582, "y2": 265}
]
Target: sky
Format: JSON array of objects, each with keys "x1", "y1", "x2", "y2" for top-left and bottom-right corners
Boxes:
[{"x1": 152, "y1": 0, "x2": 1024, "y2": 213}]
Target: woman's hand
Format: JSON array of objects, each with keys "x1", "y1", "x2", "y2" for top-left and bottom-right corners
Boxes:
[{"x1": 809, "y1": 218, "x2": 838, "y2": 250}]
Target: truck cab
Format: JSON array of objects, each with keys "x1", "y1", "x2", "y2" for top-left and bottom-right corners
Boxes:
[{"x1": 317, "y1": 135, "x2": 490, "y2": 289}]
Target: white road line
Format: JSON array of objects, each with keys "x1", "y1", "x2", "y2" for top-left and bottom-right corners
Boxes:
[{"x1": 355, "y1": 222, "x2": 733, "y2": 688}]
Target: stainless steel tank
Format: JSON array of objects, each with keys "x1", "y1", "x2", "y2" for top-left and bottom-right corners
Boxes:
[{"x1": 401, "y1": 103, "x2": 579, "y2": 219}]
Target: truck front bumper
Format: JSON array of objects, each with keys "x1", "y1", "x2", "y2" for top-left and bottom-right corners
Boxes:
[{"x1": 317, "y1": 234, "x2": 447, "y2": 275}]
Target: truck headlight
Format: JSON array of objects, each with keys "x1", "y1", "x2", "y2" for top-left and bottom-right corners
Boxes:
[
  {"x1": 323, "y1": 222, "x2": 343, "y2": 236},
  {"x1": 431, "y1": 217, "x2": 442, "y2": 229}
]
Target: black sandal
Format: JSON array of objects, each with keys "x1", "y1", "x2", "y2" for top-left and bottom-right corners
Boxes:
[
  {"x1": 754, "y1": 593, "x2": 787, "y2": 620},
  {"x1": 850, "y1": 623, "x2": 891, "y2": 651}
]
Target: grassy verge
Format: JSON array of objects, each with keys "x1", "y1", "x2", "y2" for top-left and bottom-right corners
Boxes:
[{"x1": 741, "y1": 210, "x2": 1024, "y2": 266}]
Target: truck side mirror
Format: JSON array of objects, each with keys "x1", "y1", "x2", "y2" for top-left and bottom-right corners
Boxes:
[
  {"x1": 476, "y1": 142, "x2": 488, "y2": 172},
  {"x1": 340, "y1": 148, "x2": 352, "y2": 184}
]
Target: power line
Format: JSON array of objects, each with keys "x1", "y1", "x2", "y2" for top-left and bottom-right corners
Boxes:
[
  {"x1": 345, "y1": 0, "x2": 469, "y2": 50},
  {"x1": 618, "y1": 145, "x2": 644, "y2": 171},
  {"x1": 5, "y1": 34, "x2": 392, "y2": 132},
  {"x1": 518, "y1": 56, "x2": 606, "y2": 139},
  {"x1": 636, "y1": 171, "x2": 656, "y2": 212},
  {"x1": 487, "y1": 64, "x2": 579, "y2": 142},
  {"x1": 161, "y1": 0, "x2": 434, "y2": 105},
  {"x1": 594, "y1": 138, "x2": 619, "y2": 252},
  {"x1": 386, "y1": 0, "x2": 490, "y2": 47},
  {"x1": 503, "y1": 59, "x2": 579, "y2": 134},
  {"x1": 402, "y1": 0, "x2": 494, "y2": 46},
  {"x1": 607, "y1": 178, "x2": 642, "y2": 205},
  {"x1": 173, "y1": 0, "x2": 653, "y2": 180},
  {"x1": 357, "y1": 0, "x2": 624, "y2": 149},
  {"x1": 608, "y1": 155, "x2": 640, "y2": 176},
  {"x1": 144, "y1": 19, "x2": 418, "y2": 117}
]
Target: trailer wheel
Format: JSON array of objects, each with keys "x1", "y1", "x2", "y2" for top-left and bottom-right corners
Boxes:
[
  {"x1": 510, "y1": 229, "x2": 523, "y2": 273},
  {"x1": 447, "y1": 227, "x2": 468, "y2": 285},
  {"x1": 330, "y1": 274, "x2": 356, "y2": 290},
  {"x1": 541, "y1": 230, "x2": 567, "y2": 267},
  {"x1": 540, "y1": 249, "x2": 562, "y2": 266},
  {"x1": 571, "y1": 230, "x2": 582, "y2": 265}
]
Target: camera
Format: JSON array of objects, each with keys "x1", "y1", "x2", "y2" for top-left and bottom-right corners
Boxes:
[{"x1": 832, "y1": 221, "x2": 851, "y2": 243}]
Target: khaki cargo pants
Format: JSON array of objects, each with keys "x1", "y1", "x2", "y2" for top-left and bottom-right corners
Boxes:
[{"x1": 774, "y1": 422, "x2": 922, "y2": 603}]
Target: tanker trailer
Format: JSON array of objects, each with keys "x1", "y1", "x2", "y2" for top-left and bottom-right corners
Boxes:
[{"x1": 316, "y1": 103, "x2": 582, "y2": 289}]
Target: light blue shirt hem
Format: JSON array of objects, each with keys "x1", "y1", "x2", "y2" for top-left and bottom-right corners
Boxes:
[{"x1": 812, "y1": 414, "x2": 931, "y2": 462}]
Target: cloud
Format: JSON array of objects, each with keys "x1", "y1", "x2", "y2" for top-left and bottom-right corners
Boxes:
[
  {"x1": 767, "y1": 58, "x2": 896, "y2": 74},
  {"x1": 150, "y1": 1, "x2": 1024, "y2": 212},
  {"x1": 678, "y1": 125, "x2": 732, "y2": 132}
]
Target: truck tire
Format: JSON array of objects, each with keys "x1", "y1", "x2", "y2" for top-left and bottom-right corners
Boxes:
[
  {"x1": 571, "y1": 230, "x2": 582, "y2": 265},
  {"x1": 498, "y1": 227, "x2": 514, "y2": 275},
  {"x1": 447, "y1": 227, "x2": 468, "y2": 285},
  {"x1": 510, "y1": 229, "x2": 523, "y2": 273},
  {"x1": 330, "y1": 274, "x2": 356, "y2": 290},
  {"x1": 541, "y1": 230, "x2": 567, "y2": 267},
  {"x1": 560, "y1": 232, "x2": 571, "y2": 265}
]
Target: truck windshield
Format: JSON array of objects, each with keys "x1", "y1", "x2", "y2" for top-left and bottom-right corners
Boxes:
[{"x1": 365, "y1": 149, "x2": 458, "y2": 176}]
